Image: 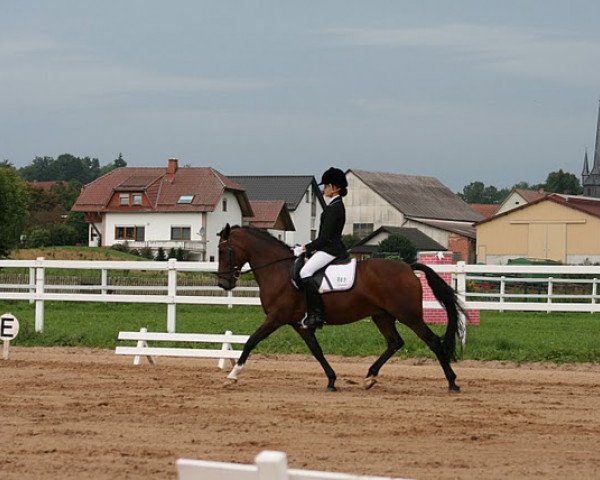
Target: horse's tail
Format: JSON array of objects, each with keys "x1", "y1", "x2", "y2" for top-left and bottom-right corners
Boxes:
[{"x1": 411, "y1": 262, "x2": 465, "y2": 362}]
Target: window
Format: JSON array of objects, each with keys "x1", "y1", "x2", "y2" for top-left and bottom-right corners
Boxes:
[
  {"x1": 171, "y1": 226, "x2": 191, "y2": 241},
  {"x1": 132, "y1": 194, "x2": 142, "y2": 205},
  {"x1": 353, "y1": 223, "x2": 373, "y2": 239},
  {"x1": 222, "y1": 199, "x2": 227, "y2": 212},
  {"x1": 310, "y1": 229, "x2": 316, "y2": 240},
  {"x1": 177, "y1": 195, "x2": 194, "y2": 204},
  {"x1": 115, "y1": 226, "x2": 145, "y2": 241},
  {"x1": 209, "y1": 256, "x2": 215, "y2": 262},
  {"x1": 119, "y1": 193, "x2": 129, "y2": 206},
  {"x1": 305, "y1": 190, "x2": 310, "y2": 203}
]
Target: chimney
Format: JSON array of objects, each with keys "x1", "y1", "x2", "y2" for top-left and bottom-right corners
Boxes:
[{"x1": 167, "y1": 158, "x2": 178, "y2": 175}]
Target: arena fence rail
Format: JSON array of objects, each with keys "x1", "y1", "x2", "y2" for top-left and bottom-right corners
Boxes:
[
  {"x1": 2, "y1": 258, "x2": 600, "y2": 333},
  {"x1": 176, "y1": 450, "x2": 413, "y2": 480}
]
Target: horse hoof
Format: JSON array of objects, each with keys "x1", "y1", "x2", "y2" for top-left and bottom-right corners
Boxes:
[
  {"x1": 326, "y1": 386, "x2": 337, "y2": 392},
  {"x1": 222, "y1": 378, "x2": 238, "y2": 388},
  {"x1": 448, "y1": 384, "x2": 460, "y2": 393},
  {"x1": 364, "y1": 376, "x2": 377, "y2": 390}
]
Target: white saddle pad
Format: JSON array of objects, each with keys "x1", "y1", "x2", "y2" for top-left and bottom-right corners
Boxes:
[{"x1": 318, "y1": 259, "x2": 358, "y2": 293}]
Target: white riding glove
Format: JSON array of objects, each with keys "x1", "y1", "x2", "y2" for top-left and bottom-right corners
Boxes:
[{"x1": 293, "y1": 245, "x2": 305, "y2": 257}]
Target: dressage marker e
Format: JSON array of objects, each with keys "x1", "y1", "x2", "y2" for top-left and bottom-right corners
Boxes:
[
  {"x1": 217, "y1": 224, "x2": 465, "y2": 392},
  {"x1": 115, "y1": 328, "x2": 249, "y2": 368}
]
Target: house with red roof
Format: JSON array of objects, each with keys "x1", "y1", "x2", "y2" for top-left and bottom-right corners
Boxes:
[
  {"x1": 71, "y1": 159, "x2": 252, "y2": 261},
  {"x1": 476, "y1": 193, "x2": 600, "y2": 264}
]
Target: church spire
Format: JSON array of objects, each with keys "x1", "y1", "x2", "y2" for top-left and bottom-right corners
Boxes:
[
  {"x1": 583, "y1": 99, "x2": 600, "y2": 197},
  {"x1": 594, "y1": 98, "x2": 600, "y2": 173}
]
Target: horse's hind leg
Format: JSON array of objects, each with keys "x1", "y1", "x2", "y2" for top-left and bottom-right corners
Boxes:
[
  {"x1": 293, "y1": 325, "x2": 337, "y2": 391},
  {"x1": 364, "y1": 312, "x2": 405, "y2": 389},
  {"x1": 406, "y1": 320, "x2": 459, "y2": 392}
]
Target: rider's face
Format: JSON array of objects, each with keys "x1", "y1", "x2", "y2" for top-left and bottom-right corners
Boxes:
[{"x1": 322, "y1": 184, "x2": 340, "y2": 198}]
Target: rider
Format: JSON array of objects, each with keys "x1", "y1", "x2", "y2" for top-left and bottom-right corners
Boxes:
[{"x1": 293, "y1": 167, "x2": 348, "y2": 329}]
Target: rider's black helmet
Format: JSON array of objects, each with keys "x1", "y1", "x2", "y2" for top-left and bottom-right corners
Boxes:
[{"x1": 318, "y1": 167, "x2": 348, "y2": 190}]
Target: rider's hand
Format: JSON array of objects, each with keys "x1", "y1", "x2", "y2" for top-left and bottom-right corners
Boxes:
[{"x1": 293, "y1": 245, "x2": 305, "y2": 257}]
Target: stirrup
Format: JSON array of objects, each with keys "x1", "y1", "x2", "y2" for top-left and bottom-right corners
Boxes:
[{"x1": 300, "y1": 314, "x2": 325, "y2": 330}]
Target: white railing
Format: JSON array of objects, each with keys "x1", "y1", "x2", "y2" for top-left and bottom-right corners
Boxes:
[
  {"x1": 1, "y1": 259, "x2": 600, "y2": 333},
  {"x1": 177, "y1": 450, "x2": 411, "y2": 480}
]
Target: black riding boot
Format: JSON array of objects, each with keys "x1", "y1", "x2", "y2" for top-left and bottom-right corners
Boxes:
[{"x1": 300, "y1": 277, "x2": 325, "y2": 329}]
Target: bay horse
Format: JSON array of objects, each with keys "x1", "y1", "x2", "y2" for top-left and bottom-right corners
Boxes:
[{"x1": 217, "y1": 224, "x2": 464, "y2": 392}]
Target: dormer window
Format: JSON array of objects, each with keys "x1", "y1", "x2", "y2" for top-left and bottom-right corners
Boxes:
[
  {"x1": 132, "y1": 194, "x2": 142, "y2": 205},
  {"x1": 178, "y1": 195, "x2": 194, "y2": 204},
  {"x1": 119, "y1": 193, "x2": 129, "y2": 205}
]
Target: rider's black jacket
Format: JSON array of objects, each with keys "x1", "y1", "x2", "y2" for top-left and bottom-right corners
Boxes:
[{"x1": 305, "y1": 196, "x2": 346, "y2": 257}]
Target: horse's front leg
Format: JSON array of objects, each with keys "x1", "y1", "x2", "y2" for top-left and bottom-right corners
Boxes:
[
  {"x1": 292, "y1": 325, "x2": 337, "y2": 391},
  {"x1": 227, "y1": 320, "x2": 279, "y2": 382}
]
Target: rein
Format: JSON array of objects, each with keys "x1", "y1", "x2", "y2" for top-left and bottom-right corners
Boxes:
[{"x1": 215, "y1": 238, "x2": 294, "y2": 277}]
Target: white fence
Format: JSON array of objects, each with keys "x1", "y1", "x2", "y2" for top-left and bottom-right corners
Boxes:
[
  {"x1": 1, "y1": 258, "x2": 600, "y2": 333},
  {"x1": 177, "y1": 450, "x2": 411, "y2": 480}
]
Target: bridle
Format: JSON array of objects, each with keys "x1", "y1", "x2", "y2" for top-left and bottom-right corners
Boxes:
[{"x1": 216, "y1": 237, "x2": 294, "y2": 280}]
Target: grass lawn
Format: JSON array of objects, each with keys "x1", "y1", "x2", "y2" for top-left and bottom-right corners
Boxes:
[{"x1": 1, "y1": 300, "x2": 599, "y2": 363}]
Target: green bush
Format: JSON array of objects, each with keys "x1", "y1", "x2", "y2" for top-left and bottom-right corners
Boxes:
[
  {"x1": 25, "y1": 228, "x2": 52, "y2": 248},
  {"x1": 377, "y1": 235, "x2": 417, "y2": 263},
  {"x1": 49, "y1": 223, "x2": 78, "y2": 246}
]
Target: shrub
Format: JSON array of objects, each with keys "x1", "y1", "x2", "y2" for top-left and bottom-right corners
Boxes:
[
  {"x1": 155, "y1": 247, "x2": 166, "y2": 261},
  {"x1": 25, "y1": 228, "x2": 52, "y2": 248},
  {"x1": 139, "y1": 246, "x2": 154, "y2": 259},
  {"x1": 377, "y1": 235, "x2": 417, "y2": 264},
  {"x1": 49, "y1": 223, "x2": 78, "y2": 246}
]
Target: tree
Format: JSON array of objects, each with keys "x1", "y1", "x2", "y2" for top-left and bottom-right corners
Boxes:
[
  {"x1": 377, "y1": 235, "x2": 417, "y2": 264},
  {"x1": 342, "y1": 234, "x2": 361, "y2": 249},
  {"x1": 458, "y1": 181, "x2": 507, "y2": 204},
  {"x1": 19, "y1": 153, "x2": 103, "y2": 184},
  {"x1": 100, "y1": 153, "x2": 128, "y2": 176},
  {"x1": 0, "y1": 165, "x2": 29, "y2": 256},
  {"x1": 543, "y1": 169, "x2": 582, "y2": 194},
  {"x1": 155, "y1": 247, "x2": 167, "y2": 261}
]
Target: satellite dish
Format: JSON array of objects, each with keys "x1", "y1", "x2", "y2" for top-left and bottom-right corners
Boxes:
[{"x1": 198, "y1": 227, "x2": 205, "y2": 238}]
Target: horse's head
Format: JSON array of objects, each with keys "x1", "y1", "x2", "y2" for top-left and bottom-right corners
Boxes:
[{"x1": 216, "y1": 224, "x2": 245, "y2": 290}]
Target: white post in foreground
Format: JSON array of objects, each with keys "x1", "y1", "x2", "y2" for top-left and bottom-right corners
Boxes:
[
  {"x1": 35, "y1": 257, "x2": 45, "y2": 333},
  {"x1": 255, "y1": 451, "x2": 288, "y2": 480},
  {"x1": 454, "y1": 261, "x2": 467, "y2": 347},
  {"x1": 167, "y1": 258, "x2": 177, "y2": 333}
]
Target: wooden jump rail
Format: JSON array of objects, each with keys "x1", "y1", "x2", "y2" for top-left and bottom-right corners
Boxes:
[{"x1": 115, "y1": 328, "x2": 249, "y2": 368}]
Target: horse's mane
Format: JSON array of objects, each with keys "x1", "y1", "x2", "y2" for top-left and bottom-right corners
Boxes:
[{"x1": 231, "y1": 225, "x2": 292, "y2": 252}]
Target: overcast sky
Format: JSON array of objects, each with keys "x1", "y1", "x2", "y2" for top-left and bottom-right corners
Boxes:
[{"x1": 2, "y1": 1, "x2": 600, "y2": 192}]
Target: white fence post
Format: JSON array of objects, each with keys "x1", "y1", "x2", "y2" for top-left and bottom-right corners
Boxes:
[
  {"x1": 167, "y1": 258, "x2": 177, "y2": 333},
  {"x1": 101, "y1": 269, "x2": 108, "y2": 296},
  {"x1": 455, "y1": 261, "x2": 467, "y2": 346},
  {"x1": 547, "y1": 277, "x2": 553, "y2": 314},
  {"x1": 499, "y1": 275, "x2": 506, "y2": 313},
  {"x1": 255, "y1": 451, "x2": 289, "y2": 480},
  {"x1": 29, "y1": 267, "x2": 35, "y2": 304},
  {"x1": 592, "y1": 278, "x2": 598, "y2": 314},
  {"x1": 35, "y1": 257, "x2": 45, "y2": 333}
]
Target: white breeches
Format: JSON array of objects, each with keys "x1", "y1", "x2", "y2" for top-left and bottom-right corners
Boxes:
[{"x1": 300, "y1": 251, "x2": 335, "y2": 278}]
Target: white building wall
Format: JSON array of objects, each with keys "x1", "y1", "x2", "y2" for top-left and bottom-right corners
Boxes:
[
  {"x1": 496, "y1": 192, "x2": 528, "y2": 215},
  {"x1": 205, "y1": 191, "x2": 244, "y2": 261},
  {"x1": 402, "y1": 219, "x2": 450, "y2": 248},
  {"x1": 344, "y1": 172, "x2": 405, "y2": 236},
  {"x1": 285, "y1": 184, "x2": 323, "y2": 246},
  {"x1": 104, "y1": 211, "x2": 204, "y2": 245}
]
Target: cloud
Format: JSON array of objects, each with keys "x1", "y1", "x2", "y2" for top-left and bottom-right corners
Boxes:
[
  {"x1": 324, "y1": 24, "x2": 600, "y2": 85},
  {"x1": 0, "y1": 33, "x2": 274, "y2": 112}
]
